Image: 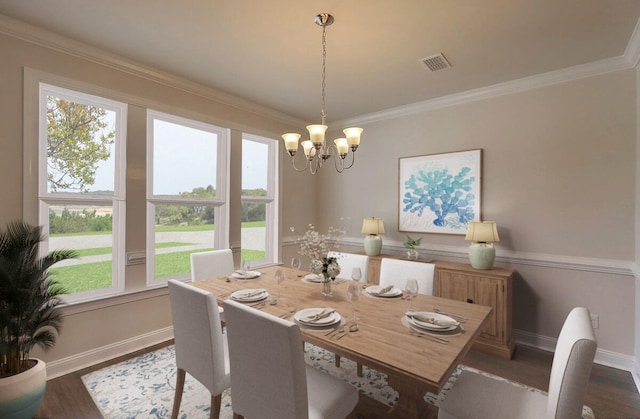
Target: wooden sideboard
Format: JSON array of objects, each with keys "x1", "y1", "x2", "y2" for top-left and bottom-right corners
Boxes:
[{"x1": 363, "y1": 254, "x2": 515, "y2": 359}]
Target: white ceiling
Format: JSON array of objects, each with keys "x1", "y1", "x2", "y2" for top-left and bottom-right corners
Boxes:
[{"x1": 1, "y1": 0, "x2": 640, "y2": 123}]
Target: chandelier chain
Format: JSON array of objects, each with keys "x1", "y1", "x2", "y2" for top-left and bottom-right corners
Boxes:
[{"x1": 321, "y1": 24, "x2": 327, "y2": 125}]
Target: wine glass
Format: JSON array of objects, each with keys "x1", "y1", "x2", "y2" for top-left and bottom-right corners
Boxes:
[
  {"x1": 241, "y1": 258, "x2": 251, "y2": 274},
  {"x1": 273, "y1": 268, "x2": 285, "y2": 304},
  {"x1": 346, "y1": 282, "x2": 361, "y2": 321},
  {"x1": 404, "y1": 278, "x2": 419, "y2": 312},
  {"x1": 290, "y1": 257, "x2": 301, "y2": 278},
  {"x1": 351, "y1": 267, "x2": 362, "y2": 283}
]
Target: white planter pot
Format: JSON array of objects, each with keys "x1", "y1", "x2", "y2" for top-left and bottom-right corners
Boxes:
[{"x1": 0, "y1": 358, "x2": 47, "y2": 419}]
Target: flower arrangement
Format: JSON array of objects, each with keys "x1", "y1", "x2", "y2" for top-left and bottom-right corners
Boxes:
[{"x1": 293, "y1": 224, "x2": 345, "y2": 282}]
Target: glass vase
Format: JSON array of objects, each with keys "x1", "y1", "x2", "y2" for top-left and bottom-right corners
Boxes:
[
  {"x1": 321, "y1": 275, "x2": 333, "y2": 297},
  {"x1": 406, "y1": 249, "x2": 419, "y2": 260}
]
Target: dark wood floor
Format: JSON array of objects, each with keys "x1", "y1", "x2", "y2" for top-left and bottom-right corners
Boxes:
[{"x1": 35, "y1": 341, "x2": 640, "y2": 418}]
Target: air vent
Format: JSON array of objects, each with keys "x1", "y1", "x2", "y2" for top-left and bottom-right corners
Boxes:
[{"x1": 420, "y1": 53, "x2": 451, "y2": 72}]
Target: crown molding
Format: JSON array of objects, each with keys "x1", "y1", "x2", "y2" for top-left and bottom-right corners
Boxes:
[
  {"x1": 334, "y1": 55, "x2": 634, "y2": 127},
  {"x1": 0, "y1": 13, "x2": 304, "y2": 128}
]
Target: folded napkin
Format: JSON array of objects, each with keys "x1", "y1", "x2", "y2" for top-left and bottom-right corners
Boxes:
[
  {"x1": 235, "y1": 289, "x2": 266, "y2": 299},
  {"x1": 303, "y1": 308, "x2": 335, "y2": 323},
  {"x1": 407, "y1": 312, "x2": 459, "y2": 327},
  {"x1": 233, "y1": 270, "x2": 260, "y2": 279},
  {"x1": 373, "y1": 285, "x2": 395, "y2": 296}
]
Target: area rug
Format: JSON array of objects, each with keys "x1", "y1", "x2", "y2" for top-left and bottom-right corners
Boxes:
[{"x1": 82, "y1": 344, "x2": 594, "y2": 418}]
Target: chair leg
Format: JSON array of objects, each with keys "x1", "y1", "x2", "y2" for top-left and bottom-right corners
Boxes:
[
  {"x1": 335, "y1": 354, "x2": 341, "y2": 367},
  {"x1": 357, "y1": 363, "x2": 363, "y2": 377},
  {"x1": 210, "y1": 393, "x2": 222, "y2": 419},
  {"x1": 171, "y1": 368, "x2": 186, "y2": 419},
  {"x1": 233, "y1": 413, "x2": 244, "y2": 419}
]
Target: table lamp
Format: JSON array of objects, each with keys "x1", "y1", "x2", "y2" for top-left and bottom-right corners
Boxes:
[
  {"x1": 362, "y1": 217, "x2": 385, "y2": 256},
  {"x1": 465, "y1": 221, "x2": 500, "y2": 269}
]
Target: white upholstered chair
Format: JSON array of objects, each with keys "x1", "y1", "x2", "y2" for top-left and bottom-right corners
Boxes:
[
  {"x1": 379, "y1": 258, "x2": 436, "y2": 295},
  {"x1": 168, "y1": 279, "x2": 231, "y2": 419},
  {"x1": 438, "y1": 306, "x2": 597, "y2": 419},
  {"x1": 327, "y1": 251, "x2": 370, "y2": 283},
  {"x1": 223, "y1": 299, "x2": 359, "y2": 419},
  {"x1": 190, "y1": 249, "x2": 234, "y2": 321}
]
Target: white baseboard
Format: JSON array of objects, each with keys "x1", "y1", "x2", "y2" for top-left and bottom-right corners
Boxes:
[
  {"x1": 514, "y1": 329, "x2": 637, "y2": 375},
  {"x1": 45, "y1": 326, "x2": 174, "y2": 379}
]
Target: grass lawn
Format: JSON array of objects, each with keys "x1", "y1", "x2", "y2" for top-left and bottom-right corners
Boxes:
[{"x1": 52, "y1": 248, "x2": 266, "y2": 294}]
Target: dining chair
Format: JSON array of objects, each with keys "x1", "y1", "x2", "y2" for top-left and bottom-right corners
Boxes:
[
  {"x1": 190, "y1": 248, "x2": 234, "y2": 321},
  {"x1": 167, "y1": 279, "x2": 231, "y2": 419},
  {"x1": 438, "y1": 306, "x2": 597, "y2": 419},
  {"x1": 327, "y1": 251, "x2": 370, "y2": 283},
  {"x1": 379, "y1": 258, "x2": 436, "y2": 295},
  {"x1": 223, "y1": 299, "x2": 359, "y2": 419}
]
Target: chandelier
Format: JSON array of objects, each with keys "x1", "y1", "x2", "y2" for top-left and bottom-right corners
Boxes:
[{"x1": 282, "y1": 13, "x2": 363, "y2": 174}]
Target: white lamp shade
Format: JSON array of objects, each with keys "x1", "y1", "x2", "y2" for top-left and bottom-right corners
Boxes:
[
  {"x1": 301, "y1": 140, "x2": 315, "y2": 159},
  {"x1": 334, "y1": 138, "x2": 349, "y2": 155},
  {"x1": 343, "y1": 127, "x2": 363, "y2": 147},
  {"x1": 306, "y1": 124, "x2": 328, "y2": 146},
  {"x1": 465, "y1": 221, "x2": 500, "y2": 243},
  {"x1": 361, "y1": 217, "x2": 385, "y2": 235},
  {"x1": 282, "y1": 133, "x2": 301, "y2": 153}
]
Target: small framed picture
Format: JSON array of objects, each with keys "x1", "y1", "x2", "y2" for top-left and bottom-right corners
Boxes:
[{"x1": 398, "y1": 149, "x2": 482, "y2": 235}]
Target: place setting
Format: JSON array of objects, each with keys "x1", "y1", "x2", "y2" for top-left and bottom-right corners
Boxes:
[
  {"x1": 292, "y1": 307, "x2": 345, "y2": 331},
  {"x1": 231, "y1": 259, "x2": 263, "y2": 280},
  {"x1": 364, "y1": 284, "x2": 403, "y2": 299},
  {"x1": 228, "y1": 288, "x2": 269, "y2": 305},
  {"x1": 401, "y1": 311, "x2": 465, "y2": 343}
]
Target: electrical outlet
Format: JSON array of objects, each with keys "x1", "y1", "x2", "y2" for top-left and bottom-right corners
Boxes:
[{"x1": 590, "y1": 314, "x2": 599, "y2": 329}]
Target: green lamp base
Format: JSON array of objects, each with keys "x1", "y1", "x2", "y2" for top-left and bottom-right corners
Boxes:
[
  {"x1": 364, "y1": 235, "x2": 382, "y2": 256},
  {"x1": 468, "y1": 243, "x2": 496, "y2": 270}
]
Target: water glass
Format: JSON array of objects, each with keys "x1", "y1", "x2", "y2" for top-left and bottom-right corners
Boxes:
[
  {"x1": 274, "y1": 268, "x2": 285, "y2": 302},
  {"x1": 346, "y1": 282, "x2": 361, "y2": 321},
  {"x1": 404, "y1": 278, "x2": 419, "y2": 311},
  {"x1": 290, "y1": 257, "x2": 301, "y2": 278},
  {"x1": 351, "y1": 267, "x2": 362, "y2": 282}
]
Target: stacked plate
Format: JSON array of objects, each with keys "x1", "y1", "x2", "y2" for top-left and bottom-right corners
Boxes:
[
  {"x1": 294, "y1": 308, "x2": 342, "y2": 328},
  {"x1": 231, "y1": 270, "x2": 262, "y2": 279},
  {"x1": 302, "y1": 273, "x2": 324, "y2": 283},
  {"x1": 230, "y1": 288, "x2": 268, "y2": 303},
  {"x1": 365, "y1": 285, "x2": 403, "y2": 298},
  {"x1": 405, "y1": 311, "x2": 459, "y2": 332}
]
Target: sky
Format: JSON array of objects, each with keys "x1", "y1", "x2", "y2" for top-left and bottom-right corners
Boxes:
[{"x1": 85, "y1": 118, "x2": 269, "y2": 194}]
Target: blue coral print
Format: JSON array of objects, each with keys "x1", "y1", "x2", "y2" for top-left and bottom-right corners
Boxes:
[{"x1": 402, "y1": 166, "x2": 475, "y2": 229}]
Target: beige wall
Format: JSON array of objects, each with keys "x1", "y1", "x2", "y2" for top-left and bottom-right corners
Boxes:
[
  {"x1": 1, "y1": 20, "x2": 638, "y2": 373},
  {"x1": 315, "y1": 70, "x2": 637, "y2": 357},
  {"x1": 0, "y1": 30, "x2": 317, "y2": 373}
]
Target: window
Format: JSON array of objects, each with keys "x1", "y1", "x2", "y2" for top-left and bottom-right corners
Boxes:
[
  {"x1": 241, "y1": 133, "x2": 279, "y2": 266},
  {"x1": 38, "y1": 83, "x2": 127, "y2": 303},
  {"x1": 146, "y1": 110, "x2": 229, "y2": 286}
]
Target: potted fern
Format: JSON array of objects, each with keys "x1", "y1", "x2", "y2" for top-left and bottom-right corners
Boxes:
[
  {"x1": 0, "y1": 221, "x2": 76, "y2": 419},
  {"x1": 404, "y1": 234, "x2": 422, "y2": 260}
]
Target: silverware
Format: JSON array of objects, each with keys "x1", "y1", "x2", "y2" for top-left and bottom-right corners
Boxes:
[
  {"x1": 218, "y1": 293, "x2": 229, "y2": 298},
  {"x1": 250, "y1": 301, "x2": 266, "y2": 309},
  {"x1": 335, "y1": 331, "x2": 348, "y2": 340},
  {"x1": 349, "y1": 323, "x2": 359, "y2": 332},
  {"x1": 434, "y1": 308, "x2": 467, "y2": 323},
  {"x1": 324, "y1": 325, "x2": 342, "y2": 336},
  {"x1": 329, "y1": 325, "x2": 345, "y2": 338}
]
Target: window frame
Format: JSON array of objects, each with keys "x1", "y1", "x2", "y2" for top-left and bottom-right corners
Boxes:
[
  {"x1": 146, "y1": 109, "x2": 230, "y2": 286},
  {"x1": 36, "y1": 83, "x2": 128, "y2": 303},
  {"x1": 241, "y1": 133, "x2": 279, "y2": 266}
]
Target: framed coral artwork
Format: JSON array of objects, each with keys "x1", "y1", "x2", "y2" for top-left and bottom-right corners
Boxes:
[{"x1": 398, "y1": 149, "x2": 481, "y2": 235}]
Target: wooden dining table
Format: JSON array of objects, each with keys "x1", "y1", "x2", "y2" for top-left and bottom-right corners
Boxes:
[{"x1": 191, "y1": 265, "x2": 492, "y2": 419}]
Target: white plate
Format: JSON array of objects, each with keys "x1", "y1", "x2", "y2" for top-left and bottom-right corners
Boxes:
[
  {"x1": 406, "y1": 312, "x2": 458, "y2": 331},
  {"x1": 230, "y1": 288, "x2": 268, "y2": 302},
  {"x1": 294, "y1": 308, "x2": 341, "y2": 326},
  {"x1": 303, "y1": 273, "x2": 324, "y2": 283},
  {"x1": 231, "y1": 270, "x2": 262, "y2": 279},
  {"x1": 366, "y1": 285, "x2": 403, "y2": 298}
]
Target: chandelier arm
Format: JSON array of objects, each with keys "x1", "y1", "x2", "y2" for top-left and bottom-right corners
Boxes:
[
  {"x1": 289, "y1": 155, "x2": 311, "y2": 172},
  {"x1": 341, "y1": 150, "x2": 356, "y2": 170}
]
